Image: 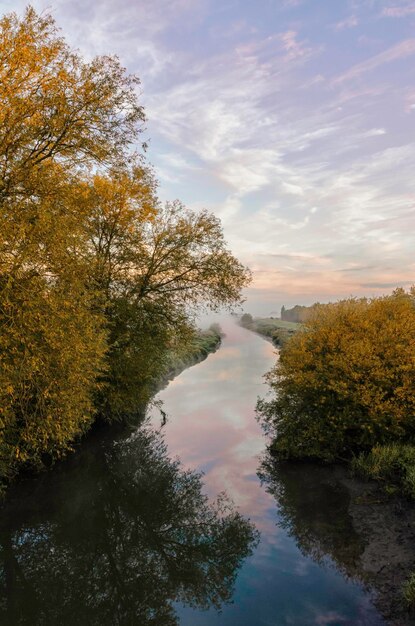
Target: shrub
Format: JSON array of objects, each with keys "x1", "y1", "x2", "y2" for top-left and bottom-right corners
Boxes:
[{"x1": 257, "y1": 289, "x2": 415, "y2": 461}]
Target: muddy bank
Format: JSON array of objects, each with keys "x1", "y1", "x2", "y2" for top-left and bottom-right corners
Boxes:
[
  {"x1": 342, "y1": 471, "x2": 415, "y2": 625},
  {"x1": 260, "y1": 458, "x2": 415, "y2": 625}
]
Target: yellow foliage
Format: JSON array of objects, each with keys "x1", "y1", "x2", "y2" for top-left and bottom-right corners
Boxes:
[
  {"x1": 0, "y1": 5, "x2": 143, "y2": 484},
  {"x1": 0, "y1": 7, "x2": 250, "y2": 485},
  {"x1": 258, "y1": 290, "x2": 415, "y2": 460},
  {"x1": 0, "y1": 6, "x2": 144, "y2": 204}
]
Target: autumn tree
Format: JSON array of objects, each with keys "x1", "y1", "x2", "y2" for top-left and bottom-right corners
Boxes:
[
  {"x1": 0, "y1": 7, "x2": 144, "y2": 201},
  {"x1": 257, "y1": 289, "x2": 415, "y2": 461},
  {"x1": 0, "y1": 7, "x2": 145, "y2": 483},
  {"x1": 81, "y1": 178, "x2": 251, "y2": 418},
  {"x1": 0, "y1": 6, "x2": 251, "y2": 486},
  {"x1": 240, "y1": 313, "x2": 253, "y2": 328}
]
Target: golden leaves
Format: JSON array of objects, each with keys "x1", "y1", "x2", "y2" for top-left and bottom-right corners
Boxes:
[
  {"x1": 0, "y1": 7, "x2": 249, "y2": 487},
  {"x1": 260, "y1": 291, "x2": 415, "y2": 461}
]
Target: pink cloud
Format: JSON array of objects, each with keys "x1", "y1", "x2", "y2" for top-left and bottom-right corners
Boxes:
[
  {"x1": 333, "y1": 39, "x2": 415, "y2": 84},
  {"x1": 279, "y1": 30, "x2": 316, "y2": 61},
  {"x1": 382, "y1": 4, "x2": 415, "y2": 17},
  {"x1": 332, "y1": 15, "x2": 358, "y2": 31}
]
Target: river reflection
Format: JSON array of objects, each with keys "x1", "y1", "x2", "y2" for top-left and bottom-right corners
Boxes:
[
  {"x1": 0, "y1": 428, "x2": 258, "y2": 625},
  {"x1": 151, "y1": 318, "x2": 386, "y2": 626},
  {"x1": 258, "y1": 454, "x2": 365, "y2": 582},
  {"x1": 0, "y1": 318, "x2": 389, "y2": 625}
]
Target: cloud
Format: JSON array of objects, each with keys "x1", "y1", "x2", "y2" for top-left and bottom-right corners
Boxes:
[
  {"x1": 382, "y1": 3, "x2": 415, "y2": 17},
  {"x1": 332, "y1": 15, "x2": 358, "y2": 31},
  {"x1": 334, "y1": 264, "x2": 377, "y2": 273},
  {"x1": 4, "y1": 0, "x2": 414, "y2": 310},
  {"x1": 8, "y1": 0, "x2": 204, "y2": 79},
  {"x1": 364, "y1": 128, "x2": 387, "y2": 136},
  {"x1": 279, "y1": 30, "x2": 312, "y2": 60},
  {"x1": 283, "y1": 0, "x2": 304, "y2": 6},
  {"x1": 361, "y1": 281, "x2": 413, "y2": 288},
  {"x1": 333, "y1": 39, "x2": 415, "y2": 84}
]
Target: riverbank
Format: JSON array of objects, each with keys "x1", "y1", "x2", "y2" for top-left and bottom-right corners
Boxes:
[
  {"x1": 0, "y1": 318, "x2": 393, "y2": 625},
  {"x1": 251, "y1": 304, "x2": 415, "y2": 625},
  {"x1": 155, "y1": 324, "x2": 223, "y2": 393},
  {"x1": 238, "y1": 314, "x2": 300, "y2": 347},
  {"x1": 0, "y1": 324, "x2": 223, "y2": 497},
  {"x1": 343, "y1": 471, "x2": 415, "y2": 625}
]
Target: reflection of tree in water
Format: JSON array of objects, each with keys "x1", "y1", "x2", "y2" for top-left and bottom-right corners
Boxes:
[
  {"x1": 0, "y1": 429, "x2": 259, "y2": 625},
  {"x1": 260, "y1": 453, "x2": 415, "y2": 624},
  {"x1": 258, "y1": 453, "x2": 364, "y2": 579}
]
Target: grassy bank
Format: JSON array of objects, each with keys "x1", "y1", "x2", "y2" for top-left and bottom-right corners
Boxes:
[
  {"x1": 352, "y1": 443, "x2": 415, "y2": 612},
  {"x1": 352, "y1": 444, "x2": 415, "y2": 500},
  {"x1": 239, "y1": 314, "x2": 300, "y2": 348},
  {"x1": 158, "y1": 324, "x2": 223, "y2": 389},
  {"x1": 256, "y1": 291, "x2": 415, "y2": 615}
]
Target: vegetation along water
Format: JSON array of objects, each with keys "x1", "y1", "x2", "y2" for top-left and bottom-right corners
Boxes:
[
  {"x1": 0, "y1": 319, "x2": 400, "y2": 625},
  {"x1": 1, "y1": 6, "x2": 415, "y2": 626}
]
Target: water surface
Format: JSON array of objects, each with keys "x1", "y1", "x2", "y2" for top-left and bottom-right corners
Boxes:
[
  {"x1": 149, "y1": 319, "x2": 385, "y2": 626},
  {"x1": 0, "y1": 318, "x2": 386, "y2": 625}
]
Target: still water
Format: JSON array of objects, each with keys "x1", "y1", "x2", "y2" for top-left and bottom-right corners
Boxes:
[{"x1": 0, "y1": 318, "x2": 385, "y2": 625}]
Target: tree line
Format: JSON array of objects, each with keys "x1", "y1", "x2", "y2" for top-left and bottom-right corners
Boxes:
[
  {"x1": 280, "y1": 304, "x2": 317, "y2": 323},
  {"x1": 0, "y1": 8, "x2": 250, "y2": 488}
]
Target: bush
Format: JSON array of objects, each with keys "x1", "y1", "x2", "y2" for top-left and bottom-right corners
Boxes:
[
  {"x1": 240, "y1": 313, "x2": 253, "y2": 328},
  {"x1": 257, "y1": 289, "x2": 415, "y2": 461}
]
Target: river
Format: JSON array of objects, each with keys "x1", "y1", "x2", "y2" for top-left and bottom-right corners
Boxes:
[{"x1": 0, "y1": 318, "x2": 386, "y2": 625}]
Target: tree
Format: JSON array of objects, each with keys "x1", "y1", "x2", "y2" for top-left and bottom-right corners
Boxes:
[
  {"x1": 240, "y1": 313, "x2": 253, "y2": 328},
  {"x1": 0, "y1": 6, "x2": 251, "y2": 485},
  {"x1": 0, "y1": 7, "x2": 144, "y2": 204},
  {"x1": 0, "y1": 7, "x2": 145, "y2": 483},
  {"x1": 257, "y1": 289, "x2": 415, "y2": 461},
  {"x1": 82, "y1": 183, "x2": 251, "y2": 418},
  {"x1": 0, "y1": 269, "x2": 107, "y2": 481}
]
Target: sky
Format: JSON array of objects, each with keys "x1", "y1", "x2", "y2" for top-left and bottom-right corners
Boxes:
[{"x1": 2, "y1": 0, "x2": 415, "y2": 314}]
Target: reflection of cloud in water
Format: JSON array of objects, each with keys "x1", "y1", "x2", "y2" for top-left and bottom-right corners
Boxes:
[
  {"x1": 0, "y1": 428, "x2": 258, "y2": 626},
  {"x1": 149, "y1": 319, "x2": 278, "y2": 536},
  {"x1": 150, "y1": 319, "x2": 384, "y2": 625},
  {"x1": 262, "y1": 342, "x2": 278, "y2": 358},
  {"x1": 314, "y1": 611, "x2": 349, "y2": 625},
  {"x1": 232, "y1": 438, "x2": 265, "y2": 459},
  {"x1": 210, "y1": 345, "x2": 242, "y2": 360},
  {"x1": 294, "y1": 558, "x2": 311, "y2": 577},
  {"x1": 216, "y1": 369, "x2": 238, "y2": 381},
  {"x1": 148, "y1": 324, "x2": 284, "y2": 550}
]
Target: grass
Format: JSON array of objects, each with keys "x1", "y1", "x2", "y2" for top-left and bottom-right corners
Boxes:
[
  {"x1": 254, "y1": 317, "x2": 299, "y2": 334},
  {"x1": 164, "y1": 324, "x2": 223, "y2": 379},
  {"x1": 402, "y1": 572, "x2": 415, "y2": 607},
  {"x1": 240, "y1": 315, "x2": 300, "y2": 348},
  {"x1": 351, "y1": 443, "x2": 415, "y2": 499}
]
